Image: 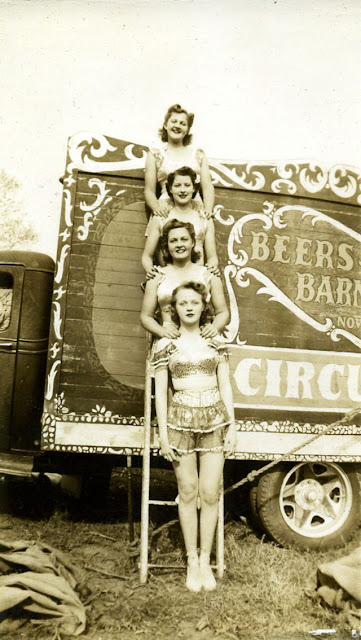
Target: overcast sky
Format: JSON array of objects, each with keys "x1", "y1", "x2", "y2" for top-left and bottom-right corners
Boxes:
[{"x1": 1, "y1": 0, "x2": 360, "y2": 257}]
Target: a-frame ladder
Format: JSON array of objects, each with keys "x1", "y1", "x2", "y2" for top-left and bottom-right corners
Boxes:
[{"x1": 139, "y1": 334, "x2": 224, "y2": 584}]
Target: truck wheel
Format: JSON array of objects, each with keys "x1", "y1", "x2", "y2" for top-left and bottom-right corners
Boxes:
[
  {"x1": 249, "y1": 482, "x2": 263, "y2": 532},
  {"x1": 256, "y1": 462, "x2": 361, "y2": 550}
]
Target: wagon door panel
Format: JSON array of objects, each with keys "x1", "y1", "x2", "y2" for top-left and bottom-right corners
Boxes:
[{"x1": 0, "y1": 267, "x2": 24, "y2": 451}]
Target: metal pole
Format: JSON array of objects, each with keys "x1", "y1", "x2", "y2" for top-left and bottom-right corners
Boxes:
[
  {"x1": 216, "y1": 476, "x2": 224, "y2": 578},
  {"x1": 126, "y1": 455, "x2": 134, "y2": 543},
  {"x1": 139, "y1": 333, "x2": 153, "y2": 584}
]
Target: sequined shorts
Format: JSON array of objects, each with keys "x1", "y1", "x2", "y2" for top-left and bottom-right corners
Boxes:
[{"x1": 167, "y1": 387, "x2": 230, "y2": 454}]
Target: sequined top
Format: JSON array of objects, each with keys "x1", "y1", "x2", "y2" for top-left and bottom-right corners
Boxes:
[
  {"x1": 150, "y1": 144, "x2": 204, "y2": 199},
  {"x1": 152, "y1": 337, "x2": 229, "y2": 379},
  {"x1": 156, "y1": 266, "x2": 212, "y2": 324}
]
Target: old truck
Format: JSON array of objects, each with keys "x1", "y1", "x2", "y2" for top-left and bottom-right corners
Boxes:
[{"x1": 1, "y1": 131, "x2": 360, "y2": 549}]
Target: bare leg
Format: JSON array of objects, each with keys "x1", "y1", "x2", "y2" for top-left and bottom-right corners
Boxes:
[
  {"x1": 173, "y1": 452, "x2": 201, "y2": 591},
  {"x1": 198, "y1": 450, "x2": 224, "y2": 590}
]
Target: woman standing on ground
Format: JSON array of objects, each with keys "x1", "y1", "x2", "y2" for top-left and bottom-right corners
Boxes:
[
  {"x1": 144, "y1": 104, "x2": 215, "y2": 220},
  {"x1": 152, "y1": 281, "x2": 236, "y2": 591}
]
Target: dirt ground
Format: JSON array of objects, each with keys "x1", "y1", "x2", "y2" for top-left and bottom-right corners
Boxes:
[{"x1": 0, "y1": 467, "x2": 360, "y2": 640}]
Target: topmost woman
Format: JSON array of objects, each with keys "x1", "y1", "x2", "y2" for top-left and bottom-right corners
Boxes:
[{"x1": 144, "y1": 104, "x2": 215, "y2": 219}]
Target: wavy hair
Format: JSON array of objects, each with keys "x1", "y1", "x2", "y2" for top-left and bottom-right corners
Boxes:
[
  {"x1": 160, "y1": 219, "x2": 200, "y2": 264},
  {"x1": 170, "y1": 281, "x2": 212, "y2": 327},
  {"x1": 159, "y1": 104, "x2": 194, "y2": 146},
  {"x1": 166, "y1": 166, "x2": 199, "y2": 199}
]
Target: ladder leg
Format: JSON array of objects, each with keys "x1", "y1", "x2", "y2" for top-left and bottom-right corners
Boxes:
[
  {"x1": 216, "y1": 476, "x2": 224, "y2": 578},
  {"x1": 139, "y1": 338, "x2": 153, "y2": 584},
  {"x1": 127, "y1": 455, "x2": 134, "y2": 543}
]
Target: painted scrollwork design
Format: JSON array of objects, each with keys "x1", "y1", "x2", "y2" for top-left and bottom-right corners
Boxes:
[
  {"x1": 224, "y1": 201, "x2": 361, "y2": 349},
  {"x1": 77, "y1": 178, "x2": 114, "y2": 241}
]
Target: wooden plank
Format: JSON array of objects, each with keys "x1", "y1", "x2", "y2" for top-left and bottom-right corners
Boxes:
[
  {"x1": 76, "y1": 173, "x2": 144, "y2": 191},
  {"x1": 63, "y1": 343, "x2": 147, "y2": 361},
  {"x1": 89, "y1": 270, "x2": 144, "y2": 286},
  {"x1": 80, "y1": 233, "x2": 146, "y2": 249},
  {"x1": 55, "y1": 422, "x2": 145, "y2": 448},
  {"x1": 65, "y1": 292, "x2": 143, "y2": 312},
  {"x1": 66, "y1": 281, "x2": 143, "y2": 299},
  {"x1": 59, "y1": 376, "x2": 144, "y2": 395},
  {"x1": 64, "y1": 318, "x2": 146, "y2": 338},
  {"x1": 73, "y1": 216, "x2": 146, "y2": 236},
  {"x1": 69, "y1": 241, "x2": 145, "y2": 258},
  {"x1": 61, "y1": 355, "x2": 146, "y2": 377},
  {"x1": 89, "y1": 334, "x2": 146, "y2": 350}
]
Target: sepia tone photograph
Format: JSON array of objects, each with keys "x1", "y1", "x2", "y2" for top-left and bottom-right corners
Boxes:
[{"x1": 0, "y1": 1, "x2": 360, "y2": 638}]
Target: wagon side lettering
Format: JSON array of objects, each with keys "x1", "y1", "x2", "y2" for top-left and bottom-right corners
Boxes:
[
  {"x1": 233, "y1": 358, "x2": 261, "y2": 395},
  {"x1": 335, "y1": 278, "x2": 353, "y2": 305},
  {"x1": 273, "y1": 234, "x2": 291, "y2": 264},
  {"x1": 264, "y1": 359, "x2": 283, "y2": 397},
  {"x1": 317, "y1": 364, "x2": 344, "y2": 400},
  {"x1": 295, "y1": 272, "x2": 315, "y2": 302},
  {"x1": 337, "y1": 242, "x2": 354, "y2": 271},
  {"x1": 315, "y1": 240, "x2": 334, "y2": 269},
  {"x1": 285, "y1": 361, "x2": 314, "y2": 399},
  {"x1": 295, "y1": 237, "x2": 313, "y2": 266},
  {"x1": 314, "y1": 275, "x2": 334, "y2": 305},
  {"x1": 347, "y1": 364, "x2": 361, "y2": 402},
  {"x1": 250, "y1": 231, "x2": 270, "y2": 261}
]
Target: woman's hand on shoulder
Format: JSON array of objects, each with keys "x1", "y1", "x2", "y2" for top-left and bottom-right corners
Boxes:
[
  {"x1": 204, "y1": 208, "x2": 215, "y2": 220},
  {"x1": 146, "y1": 265, "x2": 162, "y2": 281},
  {"x1": 153, "y1": 200, "x2": 170, "y2": 218},
  {"x1": 205, "y1": 262, "x2": 220, "y2": 278},
  {"x1": 161, "y1": 323, "x2": 180, "y2": 339},
  {"x1": 224, "y1": 422, "x2": 237, "y2": 458},
  {"x1": 200, "y1": 323, "x2": 219, "y2": 339}
]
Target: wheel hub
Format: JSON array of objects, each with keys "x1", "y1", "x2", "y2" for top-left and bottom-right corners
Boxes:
[{"x1": 294, "y1": 479, "x2": 324, "y2": 511}]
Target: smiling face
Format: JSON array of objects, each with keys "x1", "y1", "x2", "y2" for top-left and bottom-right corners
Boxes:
[
  {"x1": 165, "y1": 111, "x2": 189, "y2": 144},
  {"x1": 170, "y1": 174, "x2": 194, "y2": 206},
  {"x1": 175, "y1": 287, "x2": 203, "y2": 326},
  {"x1": 167, "y1": 226, "x2": 194, "y2": 261}
]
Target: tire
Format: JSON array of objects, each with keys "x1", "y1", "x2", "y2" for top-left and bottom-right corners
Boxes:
[
  {"x1": 256, "y1": 461, "x2": 361, "y2": 550},
  {"x1": 249, "y1": 482, "x2": 263, "y2": 532}
]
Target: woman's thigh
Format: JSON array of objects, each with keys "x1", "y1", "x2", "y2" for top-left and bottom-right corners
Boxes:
[
  {"x1": 173, "y1": 452, "x2": 198, "y2": 494},
  {"x1": 198, "y1": 451, "x2": 224, "y2": 498}
]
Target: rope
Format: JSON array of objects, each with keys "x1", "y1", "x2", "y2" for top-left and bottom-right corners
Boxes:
[{"x1": 224, "y1": 406, "x2": 361, "y2": 495}]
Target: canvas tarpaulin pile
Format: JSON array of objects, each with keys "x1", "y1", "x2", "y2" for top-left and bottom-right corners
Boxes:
[
  {"x1": 308, "y1": 546, "x2": 361, "y2": 627},
  {"x1": 0, "y1": 538, "x2": 86, "y2": 636}
]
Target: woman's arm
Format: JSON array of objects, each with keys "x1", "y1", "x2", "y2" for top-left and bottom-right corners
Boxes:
[
  {"x1": 154, "y1": 368, "x2": 180, "y2": 461},
  {"x1": 210, "y1": 275, "x2": 229, "y2": 332},
  {"x1": 144, "y1": 152, "x2": 169, "y2": 217},
  {"x1": 141, "y1": 216, "x2": 162, "y2": 274},
  {"x1": 140, "y1": 278, "x2": 180, "y2": 339},
  {"x1": 217, "y1": 361, "x2": 236, "y2": 456},
  {"x1": 199, "y1": 154, "x2": 215, "y2": 219},
  {"x1": 200, "y1": 275, "x2": 229, "y2": 338},
  {"x1": 204, "y1": 218, "x2": 218, "y2": 269}
]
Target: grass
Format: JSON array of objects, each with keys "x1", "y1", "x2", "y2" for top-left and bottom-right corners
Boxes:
[{"x1": 0, "y1": 470, "x2": 360, "y2": 639}]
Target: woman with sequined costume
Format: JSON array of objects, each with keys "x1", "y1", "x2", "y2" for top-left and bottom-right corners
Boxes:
[
  {"x1": 140, "y1": 219, "x2": 228, "y2": 341},
  {"x1": 144, "y1": 104, "x2": 215, "y2": 221},
  {"x1": 152, "y1": 281, "x2": 236, "y2": 592},
  {"x1": 142, "y1": 166, "x2": 218, "y2": 279}
]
